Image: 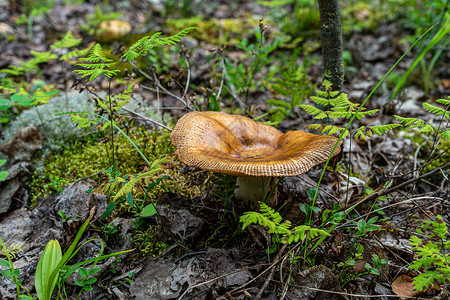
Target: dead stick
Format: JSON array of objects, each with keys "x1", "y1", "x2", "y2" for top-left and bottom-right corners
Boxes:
[{"x1": 255, "y1": 243, "x2": 288, "y2": 300}]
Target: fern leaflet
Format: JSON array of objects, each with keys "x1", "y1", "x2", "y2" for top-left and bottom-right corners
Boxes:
[
  {"x1": 369, "y1": 124, "x2": 402, "y2": 136},
  {"x1": 298, "y1": 105, "x2": 328, "y2": 119},
  {"x1": 442, "y1": 129, "x2": 450, "y2": 140}
]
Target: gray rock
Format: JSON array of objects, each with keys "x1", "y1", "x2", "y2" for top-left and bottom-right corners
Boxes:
[
  {"x1": 0, "y1": 177, "x2": 20, "y2": 214},
  {"x1": 55, "y1": 180, "x2": 107, "y2": 219},
  {"x1": 130, "y1": 257, "x2": 200, "y2": 300},
  {"x1": 131, "y1": 248, "x2": 254, "y2": 299},
  {"x1": 0, "y1": 125, "x2": 42, "y2": 164},
  {"x1": 157, "y1": 204, "x2": 205, "y2": 241}
]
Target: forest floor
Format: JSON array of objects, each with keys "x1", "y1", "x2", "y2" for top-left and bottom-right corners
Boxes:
[{"x1": 0, "y1": 1, "x2": 449, "y2": 299}]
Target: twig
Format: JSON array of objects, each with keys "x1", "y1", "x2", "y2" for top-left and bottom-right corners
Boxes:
[
  {"x1": 215, "y1": 58, "x2": 226, "y2": 103},
  {"x1": 129, "y1": 61, "x2": 192, "y2": 110},
  {"x1": 365, "y1": 162, "x2": 450, "y2": 202},
  {"x1": 255, "y1": 243, "x2": 288, "y2": 300},
  {"x1": 273, "y1": 279, "x2": 417, "y2": 298},
  {"x1": 121, "y1": 107, "x2": 172, "y2": 131},
  {"x1": 176, "y1": 263, "x2": 269, "y2": 299},
  {"x1": 181, "y1": 49, "x2": 191, "y2": 100}
]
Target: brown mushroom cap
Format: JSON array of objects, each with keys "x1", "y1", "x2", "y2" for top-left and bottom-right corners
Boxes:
[{"x1": 170, "y1": 111, "x2": 343, "y2": 177}]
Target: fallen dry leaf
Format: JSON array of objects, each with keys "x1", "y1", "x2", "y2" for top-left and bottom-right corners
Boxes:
[
  {"x1": 392, "y1": 275, "x2": 421, "y2": 300},
  {"x1": 441, "y1": 78, "x2": 450, "y2": 89}
]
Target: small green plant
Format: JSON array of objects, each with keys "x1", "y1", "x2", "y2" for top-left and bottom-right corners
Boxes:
[
  {"x1": 0, "y1": 31, "x2": 87, "y2": 125},
  {"x1": 72, "y1": 27, "x2": 195, "y2": 164},
  {"x1": 225, "y1": 22, "x2": 287, "y2": 103},
  {"x1": 15, "y1": 0, "x2": 56, "y2": 40},
  {"x1": 91, "y1": 159, "x2": 167, "y2": 219},
  {"x1": 0, "y1": 239, "x2": 34, "y2": 299},
  {"x1": 35, "y1": 211, "x2": 132, "y2": 300},
  {"x1": 408, "y1": 214, "x2": 450, "y2": 292},
  {"x1": 0, "y1": 210, "x2": 132, "y2": 300},
  {"x1": 355, "y1": 217, "x2": 380, "y2": 238},
  {"x1": 338, "y1": 243, "x2": 388, "y2": 287}
]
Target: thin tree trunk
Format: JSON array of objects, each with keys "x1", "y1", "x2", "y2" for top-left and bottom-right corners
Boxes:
[{"x1": 318, "y1": 0, "x2": 344, "y2": 93}]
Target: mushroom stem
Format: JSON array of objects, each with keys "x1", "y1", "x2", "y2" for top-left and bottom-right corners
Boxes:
[{"x1": 235, "y1": 176, "x2": 278, "y2": 209}]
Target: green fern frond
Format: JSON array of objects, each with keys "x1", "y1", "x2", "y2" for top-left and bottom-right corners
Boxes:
[
  {"x1": 75, "y1": 62, "x2": 117, "y2": 69},
  {"x1": 299, "y1": 105, "x2": 328, "y2": 119},
  {"x1": 393, "y1": 115, "x2": 425, "y2": 128},
  {"x1": 241, "y1": 202, "x2": 329, "y2": 245},
  {"x1": 286, "y1": 226, "x2": 329, "y2": 244},
  {"x1": 321, "y1": 125, "x2": 342, "y2": 136},
  {"x1": 322, "y1": 79, "x2": 333, "y2": 92},
  {"x1": 314, "y1": 90, "x2": 331, "y2": 98},
  {"x1": 330, "y1": 109, "x2": 377, "y2": 120},
  {"x1": 436, "y1": 97, "x2": 450, "y2": 106},
  {"x1": 73, "y1": 67, "x2": 119, "y2": 81},
  {"x1": 333, "y1": 93, "x2": 352, "y2": 107},
  {"x1": 0, "y1": 242, "x2": 24, "y2": 259},
  {"x1": 74, "y1": 43, "x2": 119, "y2": 81},
  {"x1": 441, "y1": 129, "x2": 450, "y2": 140},
  {"x1": 419, "y1": 124, "x2": 435, "y2": 133},
  {"x1": 70, "y1": 114, "x2": 97, "y2": 128},
  {"x1": 240, "y1": 212, "x2": 290, "y2": 235},
  {"x1": 266, "y1": 99, "x2": 292, "y2": 110},
  {"x1": 305, "y1": 124, "x2": 322, "y2": 131},
  {"x1": 122, "y1": 27, "x2": 196, "y2": 61},
  {"x1": 114, "y1": 177, "x2": 139, "y2": 201},
  {"x1": 28, "y1": 51, "x2": 58, "y2": 65},
  {"x1": 355, "y1": 109, "x2": 379, "y2": 119},
  {"x1": 259, "y1": 202, "x2": 284, "y2": 225},
  {"x1": 423, "y1": 102, "x2": 450, "y2": 118},
  {"x1": 328, "y1": 111, "x2": 352, "y2": 119},
  {"x1": 88, "y1": 43, "x2": 111, "y2": 62},
  {"x1": 51, "y1": 31, "x2": 82, "y2": 49},
  {"x1": 60, "y1": 48, "x2": 90, "y2": 60}
]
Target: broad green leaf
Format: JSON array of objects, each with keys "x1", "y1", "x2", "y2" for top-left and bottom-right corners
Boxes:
[
  {"x1": 140, "y1": 204, "x2": 157, "y2": 217},
  {"x1": 35, "y1": 240, "x2": 62, "y2": 300},
  {"x1": 100, "y1": 201, "x2": 116, "y2": 219}
]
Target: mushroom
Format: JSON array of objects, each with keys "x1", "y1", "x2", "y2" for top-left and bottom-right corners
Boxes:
[{"x1": 170, "y1": 111, "x2": 343, "y2": 208}]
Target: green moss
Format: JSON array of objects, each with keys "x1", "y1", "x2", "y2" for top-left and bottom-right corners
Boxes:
[
  {"x1": 29, "y1": 128, "x2": 175, "y2": 203},
  {"x1": 29, "y1": 125, "x2": 213, "y2": 207},
  {"x1": 400, "y1": 128, "x2": 450, "y2": 176},
  {"x1": 131, "y1": 226, "x2": 168, "y2": 258}
]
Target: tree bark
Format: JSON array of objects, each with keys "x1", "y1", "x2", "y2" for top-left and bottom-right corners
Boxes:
[{"x1": 318, "y1": 0, "x2": 344, "y2": 93}]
